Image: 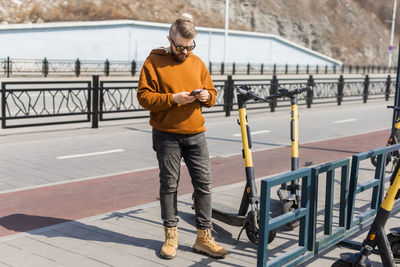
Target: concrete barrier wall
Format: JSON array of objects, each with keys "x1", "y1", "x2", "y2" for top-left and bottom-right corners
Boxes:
[{"x1": 0, "y1": 20, "x2": 342, "y2": 66}]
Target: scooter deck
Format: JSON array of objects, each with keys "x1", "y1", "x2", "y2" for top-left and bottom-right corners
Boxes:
[{"x1": 212, "y1": 202, "x2": 245, "y2": 226}]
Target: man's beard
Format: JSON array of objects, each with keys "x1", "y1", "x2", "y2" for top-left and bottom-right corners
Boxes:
[{"x1": 171, "y1": 50, "x2": 188, "y2": 62}]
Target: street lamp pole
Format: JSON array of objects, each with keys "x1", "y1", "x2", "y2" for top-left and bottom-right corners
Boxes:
[
  {"x1": 224, "y1": 0, "x2": 229, "y2": 66},
  {"x1": 389, "y1": 0, "x2": 398, "y2": 70}
]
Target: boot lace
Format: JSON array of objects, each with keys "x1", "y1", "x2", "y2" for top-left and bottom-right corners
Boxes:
[
  {"x1": 202, "y1": 229, "x2": 219, "y2": 248},
  {"x1": 165, "y1": 228, "x2": 177, "y2": 246}
]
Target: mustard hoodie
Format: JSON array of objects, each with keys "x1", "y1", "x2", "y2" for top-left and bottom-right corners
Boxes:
[{"x1": 137, "y1": 48, "x2": 217, "y2": 134}]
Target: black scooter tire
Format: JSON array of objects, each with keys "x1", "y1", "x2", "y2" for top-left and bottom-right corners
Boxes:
[
  {"x1": 244, "y1": 210, "x2": 276, "y2": 245},
  {"x1": 245, "y1": 223, "x2": 276, "y2": 245},
  {"x1": 370, "y1": 155, "x2": 390, "y2": 167},
  {"x1": 388, "y1": 233, "x2": 400, "y2": 259},
  {"x1": 330, "y1": 260, "x2": 353, "y2": 267},
  {"x1": 283, "y1": 201, "x2": 300, "y2": 229}
]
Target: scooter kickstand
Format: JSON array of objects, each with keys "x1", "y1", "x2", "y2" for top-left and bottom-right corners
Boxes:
[
  {"x1": 236, "y1": 216, "x2": 251, "y2": 243},
  {"x1": 236, "y1": 225, "x2": 246, "y2": 243}
]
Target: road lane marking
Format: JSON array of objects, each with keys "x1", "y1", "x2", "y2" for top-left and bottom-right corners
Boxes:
[
  {"x1": 233, "y1": 130, "x2": 271, "y2": 137},
  {"x1": 57, "y1": 149, "x2": 124, "y2": 159},
  {"x1": 333, "y1": 118, "x2": 357, "y2": 124}
]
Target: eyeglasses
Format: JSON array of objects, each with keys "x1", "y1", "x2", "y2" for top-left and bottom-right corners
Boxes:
[{"x1": 170, "y1": 37, "x2": 196, "y2": 52}]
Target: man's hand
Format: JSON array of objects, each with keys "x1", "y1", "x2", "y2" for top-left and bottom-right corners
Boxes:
[
  {"x1": 173, "y1": 91, "x2": 196, "y2": 105},
  {"x1": 195, "y1": 90, "x2": 211, "y2": 102}
]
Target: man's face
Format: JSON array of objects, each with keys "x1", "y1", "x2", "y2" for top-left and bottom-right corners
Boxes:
[{"x1": 169, "y1": 33, "x2": 195, "y2": 63}]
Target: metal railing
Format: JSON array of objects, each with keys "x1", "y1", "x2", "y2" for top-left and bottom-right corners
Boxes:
[
  {"x1": 223, "y1": 74, "x2": 395, "y2": 115},
  {"x1": 0, "y1": 57, "x2": 397, "y2": 77},
  {"x1": 1, "y1": 80, "x2": 93, "y2": 128},
  {"x1": 1, "y1": 57, "x2": 143, "y2": 78},
  {"x1": 0, "y1": 74, "x2": 395, "y2": 128},
  {"x1": 257, "y1": 144, "x2": 400, "y2": 266}
]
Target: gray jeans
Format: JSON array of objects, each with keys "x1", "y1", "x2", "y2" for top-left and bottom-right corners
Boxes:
[{"x1": 152, "y1": 128, "x2": 212, "y2": 229}]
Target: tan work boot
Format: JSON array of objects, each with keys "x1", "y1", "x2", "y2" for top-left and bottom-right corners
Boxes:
[
  {"x1": 192, "y1": 228, "x2": 227, "y2": 259},
  {"x1": 160, "y1": 226, "x2": 178, "y2": 259}
]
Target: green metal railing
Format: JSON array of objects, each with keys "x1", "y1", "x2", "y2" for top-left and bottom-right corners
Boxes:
[
  {"x1": 257, "y1": 143, "x2": 400, "y2": 266},
  {"x1": 258, "y1": 168, "x2": 312, "y2": 267}
]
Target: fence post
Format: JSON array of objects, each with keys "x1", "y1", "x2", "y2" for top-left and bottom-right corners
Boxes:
[
  {"x1": 306, "y1": 64, "x2": 309, "y2": 74},
  {"x1": 285, "y1": 64, "x2": 288, "y2": 74},
  {"x1": 363, "y1": 65, "x2": 366, "y2": 74},
  {"x1": 333, "y1": 64, "x2": 336, "y2": 74},
  {"x1": 270, "y1": 74, "x2": 278, "y2": 112},
  {"x1": 363, "y1": 75, "x2": 369, "y2": 103},
  {"x1": 316, "y1": 64, "x2": 319, "y2": 74},
  {"x1": 1, "y1": 82, "x2": 6, "y2": 128},
  {"x1": 296, "y1": 64, "x2": 299, "y2": 74},
  {"x1": 356, "y1": 65, "x2": 359, "y2": 74},
  {"x1": 385, "y1": 75, "x2": 391, "y2": 101},
  {"x1": 131, "y1": 59, "x2": 137, "y2": 76},
  {"x1": 104, "y1": 59, "x2": 110, "y2": 76},
  {"x1": 341, "y1": 64, "x2": 345, "y2": 74},
  {"x1": 209, "y1": 62, "x2": 212, "y2": 75},
  {"x1": 247, "y1": 63, "x2": 250, "y2": 75},
  {"x1": 349, "y1": 65, "x2": 352, "y2": 74},
  {"x1": 6, "y1": 57, "x2": 10, "y2": 77},
  {"x1": 75, "y1": 58, "x2": 81, "y2": 77},
  {"x1": 337, "y1": 75, "x2": 344, "y2": 105},
  {"x1": 224, "y1": 75, "x2": 234, "y2": 117},
  {"x1": 232, "y1": 62, "x2": 236, "y2": 75},
  {"x1": 92, "y1": 75, "x2": 99, "y2": 128},
  {"x1": 306, "y1": 75, "x2": 315, "y2": 108},
  {"x1": 273, "y1": 64, "x2": 276, "y2": 75},
  {"x1": 260, "y1": 63, "x2": 264, "y2": 75},
  {"x1": 42, "y1": 57, "x2": 49, "y2": 77},
  {"x1": 325, "y1": 65, "x2": 328, "y2": 74},
  {"x1": 221, "y1": 62, "x2": 224, "y2": 75}
]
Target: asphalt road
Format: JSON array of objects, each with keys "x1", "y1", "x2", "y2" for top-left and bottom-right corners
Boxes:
[{"x1": 0, "y1": 98, "x2": 393, "y2": 193}]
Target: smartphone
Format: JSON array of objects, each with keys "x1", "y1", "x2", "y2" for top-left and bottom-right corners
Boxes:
[{"x1": 189, "y1": 89, "x2": 203, "y2": 96}]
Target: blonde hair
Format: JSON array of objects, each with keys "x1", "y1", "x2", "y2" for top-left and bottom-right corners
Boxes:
[{"x1": 169, "y1": 14, "x2": 197, "y2": 39}]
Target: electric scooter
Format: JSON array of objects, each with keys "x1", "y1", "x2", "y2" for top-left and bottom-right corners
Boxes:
[
  {"x1": 211, "y1": 86, "x2": 276, "y2": 245},
  {"x1": 275, "y1": 88, "x2": 309, "y2": 229},
  {"x1": 210, "y1": 85, "x2": 311, "y2": 244},
  {"x1": 237, "y1": 86, "x2": 311, "y2": 229},
  {"x1": 332, "y1": 159, "x2": 400, "y2": 266}
]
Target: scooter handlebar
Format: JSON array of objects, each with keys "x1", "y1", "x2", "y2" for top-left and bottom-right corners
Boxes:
[
  {"x1": 237, "y1": 85, "x2": 313, "y2": 102},
  {"x1": 387, "y1": 105, "x2": 400, "y2": 111},
  {"x1": 236, "y1": 86, "x2": 267, "y2": 102},
  {"x1": 266, "y1": 86, "x2": 313, "y2": 100}
]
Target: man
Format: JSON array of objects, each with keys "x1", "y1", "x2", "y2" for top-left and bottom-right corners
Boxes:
[{"x1": 137, "y1": 15, "x2": 227, "y2": 260}]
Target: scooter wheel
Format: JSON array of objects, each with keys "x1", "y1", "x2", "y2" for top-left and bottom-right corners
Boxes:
[
  {"x1": 370, "y1": 155, "x2": 390, "y2": 167},
  {"x1": 370, "y1": 156, "x2": 377, "y2": 167},
  {"x1": 388, "y1": 233, "x2": 400, "y2": 258},
  {"x1": 283, "y1": 201, "x2": 300, "y2": 229},
  {"x1": 245, "y1": 224, "x2": 276, "y2": 245},
  {"x1": 330, "y1": 259, "x2": 353, "y2": 267}
]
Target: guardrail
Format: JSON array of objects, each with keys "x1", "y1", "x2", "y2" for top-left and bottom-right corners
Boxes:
[
  {"x1": 0, "y1": 57, "x2": 397, "y2": 77},
  {"x1": 0, "y1": 74, "x2": 395, "y2": 128},
  {"x1": 257, "y1": 144, "x2": 400, "y2": 266}
]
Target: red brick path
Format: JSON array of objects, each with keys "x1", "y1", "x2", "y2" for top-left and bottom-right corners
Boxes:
[{"x1": 0, "y1": 130, "x2": 389, "y2": 237}]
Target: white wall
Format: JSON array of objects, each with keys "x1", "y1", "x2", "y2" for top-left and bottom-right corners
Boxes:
[{"x1": 0, "y1": 20, "x2": 342, "y2": 66}]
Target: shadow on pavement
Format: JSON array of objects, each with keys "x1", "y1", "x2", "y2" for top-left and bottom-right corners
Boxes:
[{"x1": 0, "y1": 213, "x2": 176, "y2": 260}]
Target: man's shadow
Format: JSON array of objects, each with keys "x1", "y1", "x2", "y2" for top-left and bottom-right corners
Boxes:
[{"x1": 0, "y1": 211, "x2": 190, "y2": 259}]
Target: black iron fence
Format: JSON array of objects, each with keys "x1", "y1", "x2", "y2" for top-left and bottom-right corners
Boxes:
[
  {"x1": 0, "y1": 57, "x2": 397, "y2": 77},
  {"x1": 0, "y1": 74, "x2": 395, "y2": 128}
]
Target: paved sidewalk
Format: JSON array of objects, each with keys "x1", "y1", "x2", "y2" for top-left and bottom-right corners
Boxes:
[{"x1": 0, "y1": 161, "x2": 398, "y2": 266}]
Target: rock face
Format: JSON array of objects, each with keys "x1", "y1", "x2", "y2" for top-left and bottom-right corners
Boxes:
[{"x1": 0, "y1": 0, "x2": 397, "y2": 66}]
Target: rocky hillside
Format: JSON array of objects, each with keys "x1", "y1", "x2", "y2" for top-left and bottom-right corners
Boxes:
[{"x1": 0, "y1": 0, "x2": 398, "y2": 66}]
